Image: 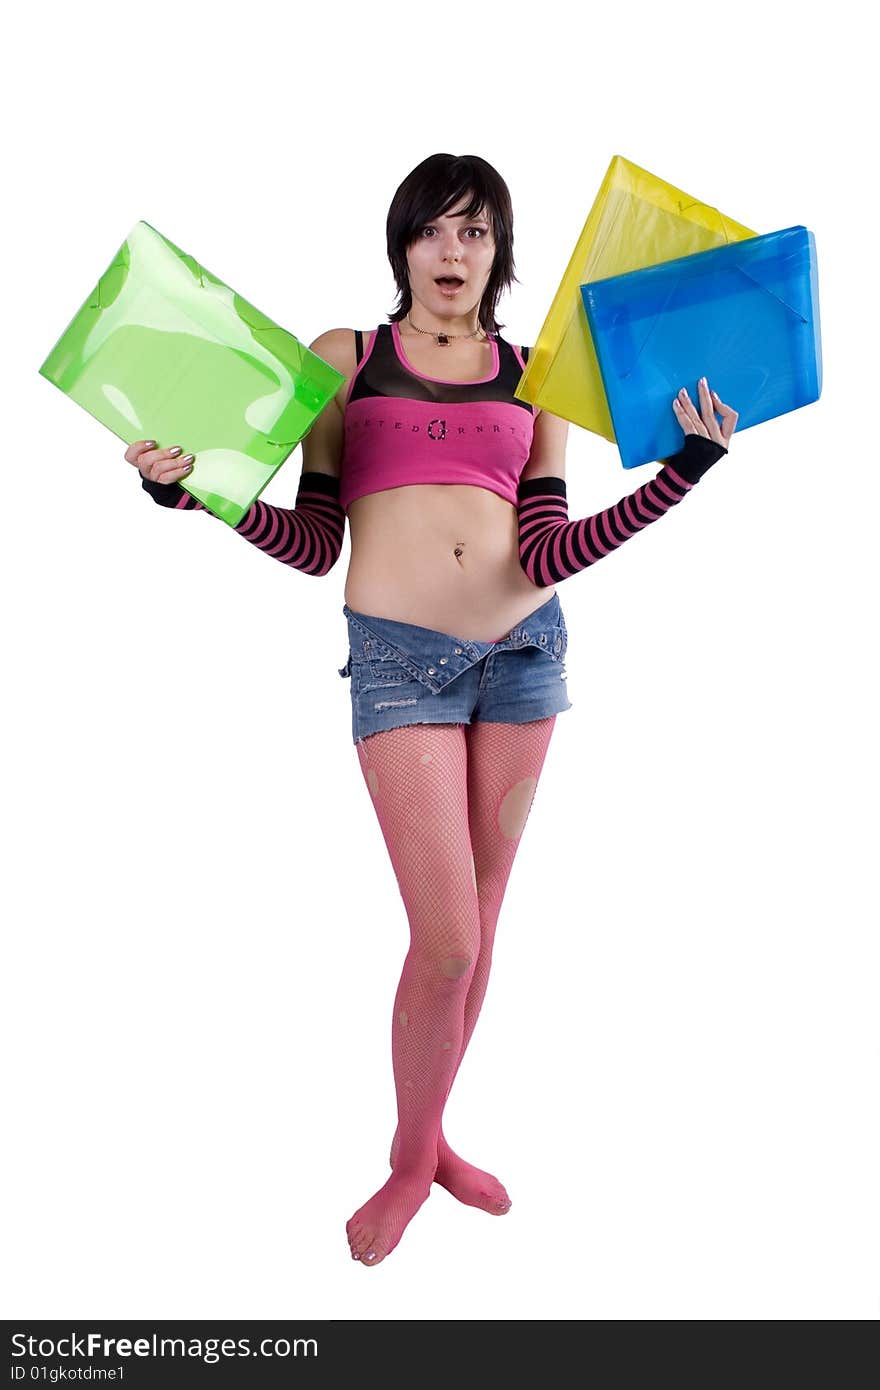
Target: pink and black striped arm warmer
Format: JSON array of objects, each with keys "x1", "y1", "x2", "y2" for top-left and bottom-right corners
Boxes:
[
  {"x1": 517, "y1": 434, "x2": 728, "y2": 586},
  {"x1": 141, "y1": 470, "x2": 345, "y2": 577}
]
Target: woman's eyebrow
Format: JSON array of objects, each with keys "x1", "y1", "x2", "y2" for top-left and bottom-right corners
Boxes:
[{"x1": 428, "y1": 215, "x2": 490, "y2": 225}]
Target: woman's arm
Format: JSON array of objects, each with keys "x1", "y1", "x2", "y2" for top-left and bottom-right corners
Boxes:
[
  {"x1": 517, "y1": 381, "x2": 736, "y2": 586},
  {"x1": 141, "y1": 463, "x2": 345, "y2": 578},
  {"x1": 139, "y1": 332, "x2": 349, "y2": 577}
]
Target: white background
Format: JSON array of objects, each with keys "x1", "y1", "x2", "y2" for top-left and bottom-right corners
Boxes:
[{"x1": 3, "y1": 0, "x2": 876, "y2": 1323}]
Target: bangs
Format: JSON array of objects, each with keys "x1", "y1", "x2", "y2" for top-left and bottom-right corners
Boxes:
[{"x1": 408, "y1": 181, "x2": 495, "y2": 241}]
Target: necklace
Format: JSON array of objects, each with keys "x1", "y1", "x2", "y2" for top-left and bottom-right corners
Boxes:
[{"x1": 406, "y1": 310, "x2": 491, "y2": 349}]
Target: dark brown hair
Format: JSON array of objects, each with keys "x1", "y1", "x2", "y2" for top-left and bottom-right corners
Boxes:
[{"x1": 385, "y1": 153, "x2": 519, "y2": 336}]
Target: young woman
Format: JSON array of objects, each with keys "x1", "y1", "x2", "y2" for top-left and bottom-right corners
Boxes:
[{"x1": 130, "y1": 153, "x2": 738, "y2": 1268}]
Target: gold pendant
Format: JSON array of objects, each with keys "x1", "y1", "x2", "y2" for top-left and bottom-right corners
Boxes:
[{"x1": 437, "y1": 333, "x2": 449, "y2": 346}]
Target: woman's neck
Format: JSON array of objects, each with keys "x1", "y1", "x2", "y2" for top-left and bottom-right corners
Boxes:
[{"x1": 401, "y1": 309, "x2": 486, "y2": 341}]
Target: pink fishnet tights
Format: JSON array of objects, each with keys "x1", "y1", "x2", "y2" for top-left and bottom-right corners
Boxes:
[{"x1": 345, "y1": 715, "x2": 556, "y2": 1266}]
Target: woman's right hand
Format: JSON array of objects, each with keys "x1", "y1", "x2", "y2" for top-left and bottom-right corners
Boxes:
[{"x1": 125, "y1": 439, "x2": 195, "y2": 485}]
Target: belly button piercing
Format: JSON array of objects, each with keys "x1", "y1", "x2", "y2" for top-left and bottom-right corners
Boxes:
[{"x1": 453, "y1": 543, "x2": 465, "y2": 560}]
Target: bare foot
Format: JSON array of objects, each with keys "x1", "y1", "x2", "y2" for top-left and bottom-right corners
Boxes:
[
  {"x1": 390, "y1": 1130, "x2": 511, "y2": 1216},
  {"x1": 346, "y1": 1167, "x2": 435, "y2": 1267}
]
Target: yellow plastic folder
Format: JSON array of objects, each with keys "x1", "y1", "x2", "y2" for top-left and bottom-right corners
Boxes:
[
  {"x1": 39, "y1": 221, "x2": 344, "y2": 526},
  {"x1": 515, "y1": 155, "x2": 758, "y2": 439}
]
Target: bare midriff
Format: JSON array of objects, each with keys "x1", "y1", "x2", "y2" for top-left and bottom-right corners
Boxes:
[
  {"x1": 344, "y1": 483, "x2": 556, "y2": 643},
  {"x1": 334, "y1": 326, "x2": 556, "y2": 642}
]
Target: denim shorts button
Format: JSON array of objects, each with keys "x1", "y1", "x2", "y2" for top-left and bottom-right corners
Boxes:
[
  {"x1": 539, "y1": 633, "x2": 547, "y2": 645},
  {"x1": 439, "y1": 657, "x2": 448, "y2": 664},
  {"x1": 453, "y1": 647, "x2": 462, "y2": 655},
  {"x1": 427, "y1": 667, "x2": 436, "y2": 675}
]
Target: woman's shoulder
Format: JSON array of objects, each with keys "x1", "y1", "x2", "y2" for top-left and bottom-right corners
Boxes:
[
  {"x1": 499, "y1": 333, "x2": 530, "y2": 358},
  {"x1": 307, "y1": 328, "x2": 379, "y2": 412},
  {"x1": 310, "y1": 326, "x2": 381, "y2": 373},
  {"x1": 503, "y1": 337, "x2": 540, "y2": 416},
  {"x1": 308, "y1": 327, "x2": 358, "y2": 372}
]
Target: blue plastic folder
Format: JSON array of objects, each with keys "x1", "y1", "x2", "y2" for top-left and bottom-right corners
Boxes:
[{"x1": 579, "y1": 225, "x2": 822, "y2": 469}]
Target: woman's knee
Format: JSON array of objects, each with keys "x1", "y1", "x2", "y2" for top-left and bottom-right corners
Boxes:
[
  {"x1": 438, "y1": 953, "x2": 473, "y2": 982},
  {"x1": 412, "y1": 930, "x2": 480, "y2": 986}
]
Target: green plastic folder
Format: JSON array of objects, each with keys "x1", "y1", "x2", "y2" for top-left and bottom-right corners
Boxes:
[{"x1": 39, "y1": 221, "x2": 345, "y2": 526}]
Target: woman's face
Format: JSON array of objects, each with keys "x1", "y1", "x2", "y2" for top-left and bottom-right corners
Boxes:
[{"x1": 405, "y1": 195, "x2": 496, "y2": 325}]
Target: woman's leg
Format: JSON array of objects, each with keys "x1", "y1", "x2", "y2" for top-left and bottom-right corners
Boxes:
[
  {"x1": 390, "y1": 715, "x2": 558, "y2": 1212},
  {"x1": 346, "y1": 722, "x2": 480, "y2": 1266}
]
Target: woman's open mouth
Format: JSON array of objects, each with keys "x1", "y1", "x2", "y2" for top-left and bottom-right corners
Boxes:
[{"x1": 435, "y1": 276, "x2": 465, "y2": 296}]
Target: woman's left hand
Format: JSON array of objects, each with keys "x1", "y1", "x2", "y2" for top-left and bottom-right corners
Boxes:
[{"x1": 673, "y1": 377, "x2": 738, "y2": 451}]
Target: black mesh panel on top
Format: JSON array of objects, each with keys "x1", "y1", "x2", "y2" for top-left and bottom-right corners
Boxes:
[{"x1": 348, "y1": 324, "x2": 533, "y2": 413}]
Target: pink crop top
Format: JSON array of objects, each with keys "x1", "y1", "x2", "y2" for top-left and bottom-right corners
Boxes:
[{"x1": 339, "y1": 321, "x2": 536, "y2": 513}]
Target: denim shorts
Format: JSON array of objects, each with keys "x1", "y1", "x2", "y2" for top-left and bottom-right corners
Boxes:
[{"x1": 337, "y1": 592, "x2": 573, "y2": 745}]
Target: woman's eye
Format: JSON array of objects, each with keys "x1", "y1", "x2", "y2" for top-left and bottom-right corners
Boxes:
[{"x1": 420, "y1": 226, "x2": 486, "y2": 238}]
